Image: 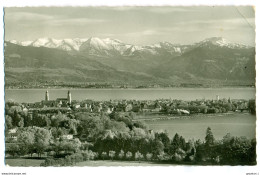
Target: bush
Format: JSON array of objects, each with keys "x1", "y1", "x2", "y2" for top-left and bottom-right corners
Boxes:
[
  {"x1": 109, "y1": 150, "x2": 116, "y2": 160},
  {"x1": 157, "y1": 152, "x2": 171, "y2": 161},
  {"x1": 135, "y1": 151, "x2": 144, "y2": 161},
  {"x1": 126, "y1": 151, "x2": 132, "y2": 160},
  {"x1": 146, "y1": 153, "x2": 153, "y2": 161},
  {"x1": 6, "y1": 144, "x2": 20, "y2": 157},
  {"x1": 173, "y1": 148, "x2": 186, "y2": 162},
  {"x1": 82, "y1": 150, "x2": 96, "y2": 161},
  {"x1": 101, "y1": 152, "x2": 107, "y2": 160},
  {"x1": 118, "y1": 150, "x2": 125, "y2": 160},
  {"x1": 41, "y1": 152, "x2": 86, "y2": 166}
]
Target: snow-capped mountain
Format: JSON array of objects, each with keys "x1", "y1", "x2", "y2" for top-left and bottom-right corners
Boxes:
[
  {"x1": 79, "y1": 37, "x2": 133, "y2": 57},
  {"x1": 78, "y1": 37, "x2": 189, "y2": 57},
  {"x1": 9, "y1": 40, "x2": 33, "y2": 46},
  {"x1": 8, "y1": 37, "x2": 191, "y2": 57},
  {"x1": 9, "y1": 38, "x2": 88, "y2": 51},
  {"x1": 8, "y1": 37, "x2": 252, "y2": 58},
  {"x1": 197, "y1": 37, "x2": 250, "y2": 49}
]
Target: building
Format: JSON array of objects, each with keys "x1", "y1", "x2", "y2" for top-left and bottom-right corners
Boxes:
[{"x1": 41, "y1": 90, "x2": 72, "y2": 108}]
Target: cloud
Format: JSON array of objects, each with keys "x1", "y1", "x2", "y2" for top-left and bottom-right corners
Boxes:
[
  {"x1": 144, "y1": 7, "x2": 197, "y2": 14},
  {"x1": 120, "y1": 29, "x2": 167, "y2": 37},
  {"x1": 90, "y1": 6, "x2": 196, "y2": 14},
  {"x1": 51, "y1": 18, "x2": 105, "y2": 26},
  {"x1": 172, "y1": 18, "x2": 255, "y2": 32},
  {"x1": 5, "y1": 11, "x2": 107, "y2": 28},
  {"x1": 5, "y1": 12, "x2": 53, "y2": 21},
  {"x1": 175, "y1": 17, "x2": 254, "y2": 25}
]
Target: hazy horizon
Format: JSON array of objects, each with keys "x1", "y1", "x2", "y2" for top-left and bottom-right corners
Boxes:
[{"x1": 4, "y1": 6, "x2": 255, "y2": 46}]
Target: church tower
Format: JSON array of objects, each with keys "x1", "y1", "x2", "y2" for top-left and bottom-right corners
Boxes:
[
  {"x1": 67, "y1": 90, "x2": 72, "y2": 104},
  {"x1": 45, "y1": 90, "x2": 49, "y2": 101}
]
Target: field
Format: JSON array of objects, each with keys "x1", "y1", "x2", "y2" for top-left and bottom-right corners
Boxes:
[
  {"x1": 75, "y1": 160, "x2": 171, "y2": 166},
  {"x1": 5, "y1": 158, "x2": 45, "y2": 167},
  {"x1": 5, "y1": 159, "x2": 173, "y2": 167}
]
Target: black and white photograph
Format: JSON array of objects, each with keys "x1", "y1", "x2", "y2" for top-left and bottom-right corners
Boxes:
[{"x1": 0, "y1": 2, "x2": 259, "y2": 174}]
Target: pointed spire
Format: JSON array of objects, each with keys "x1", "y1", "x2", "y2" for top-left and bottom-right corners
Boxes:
[
  {"x1": 45, "y1": 90, "x2": 49, "y2": 101},
  {"x1": 67, "y1": 90, "x2": 72, "y2": 104}
]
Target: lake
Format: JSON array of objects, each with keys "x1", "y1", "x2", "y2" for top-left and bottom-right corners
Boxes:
[
  {"x1": 145, "y1": 113, "x2": 256, "y2": 140},
  {"x1": 5, "y1": 88, "x2": 255, "y2": 103}
]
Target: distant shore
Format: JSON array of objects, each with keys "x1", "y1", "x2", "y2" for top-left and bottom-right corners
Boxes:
[
  {"x1": 5, "y1": 86, "x2": 256, "y2": 90},
  {"x1": 134, "y1": 111, "x2": 252, "y2": 122}
]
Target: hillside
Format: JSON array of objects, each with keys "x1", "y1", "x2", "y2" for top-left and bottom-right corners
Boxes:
[{"x1": 4, "y1": 37, "x2": 255, "y2": 88}]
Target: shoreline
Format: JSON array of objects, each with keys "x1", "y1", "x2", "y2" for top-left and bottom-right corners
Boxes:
[
  {"x1": 134, "y1": 112, "x2": 252, "y2": 122},
  {"x1": 5, "y1": 86, "x2": 256, "y2": 90}
]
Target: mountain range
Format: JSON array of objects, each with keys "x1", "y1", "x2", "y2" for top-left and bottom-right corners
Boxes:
[{"x1": 4, "y1": 37, "x2": 255, "y2": 88}]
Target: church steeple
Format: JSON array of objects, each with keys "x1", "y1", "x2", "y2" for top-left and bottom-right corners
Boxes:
[
  {"x1": 45, "y1": 90, "x2": 49, "y2": 101},
  {"x1": 67, "y1": 90, "x2": 71, "y2": 104}
]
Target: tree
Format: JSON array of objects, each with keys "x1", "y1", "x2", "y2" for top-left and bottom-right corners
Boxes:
[
  {"x1": 169, "y1": 133, "x2": 184, "y2": 155},
  {"x1": 155, "y1": 132, "x2": 171, "y2": 153},
  {"x1": 17, "y1": 129, "x2": 35, "y2": 156},
  {"x1": 157, "y1": 151, "x2": 170, "y2": 161},
  {"x1": 52, "y1": 139, "x2": 79, "y2": 156},
  {"x1": 105, "y1": 120, "x2": 129, "y2": 133},
  {"x1": 23, "y1": 114, "x2": 33, "y2": 127},
  {"x1": 18, "y1": 117, "x2": 24, "y2": 128},
  {"x1": 126, "y1": 151, "x2": 133, "y2": 160},
  {"x1": 132, "y1": 127, "x2": 146, "y2": 140},
  {"x1": 173, "y1": 148, "x2": 186, "y2": 162},
  {"x1": 118, "y1": 150, "x2": 125, "y2": 160},
  {"x1": 51, "y1": 127, "x2": 65, "y2": 139},
  {"x1": 249, "y1": 139, "x2": 256, "y2": 164},
  {"x1": 248, "y1": 99, "x2": 256, "y2": 114},
  {"x1": 34, "y1": 127, "x2": 51, "y2": 157},
  {"x1": 179, "y1": 136, "x2": 186, "y2": 151},
  {"x1": 135, "y1": 151, "x2": 144, "y2": 162},
  {"x1": 5, "y1": 115, "x2": 13, "y2": 130},
  {"x1": 101, "y1": 152, "x2": 107, "y2": 160},
  {"x1": 223, "y1": 103, "x2": 232, "y2": 112},
  {"x1": 133, "y1": 121, "x2": 147, "y2": 129},
  {"x1": 82, "y1": 150, "x2": 96, "y2": 161},
  {"x1": 77, "y1": 115, "x2": 104, "y2": 141},
  {"x1": 205, "y1": 127, "x2": 215, "y2": 161},
  {"x1": 69, "y1": 138, "x2": 82, "y2": 153},
  {"x1": 205, "y1": 127, "x2": 215, "y2": 146},
  {"x1": 109, "y1": 150, "x2": 116, "y2": 161},
  {"x1": 194, "y1": 139, "x2": 204, "y2": 162},
  {"x1": 66, "y1": 119, "x2": 80, "y2": 135},
  {"x1": 221, "y1": 134, "x2": 253, "y2": 165},
  {"x1": 12, "y1": 110, "x2": 22, "y2": 127},
  {"x1": 146, "y1": 153, "x2": 153, "y2": 161},
  {"x1": 51, "y1": 113, "x2": 68, "y2": 128},
  {"x1": 151, "y1": 139, "x2": 164, "y2": 158},
  {"x1": 185, "y1": 140, "x2": 196, "y2": 161},
  {"x1": 6, "y1": 144, "x2": 20, "y2": 157}
]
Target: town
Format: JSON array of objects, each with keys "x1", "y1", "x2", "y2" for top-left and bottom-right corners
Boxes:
[{"x1": 16, "y1": 90, "x2": 254, "y2": 116}]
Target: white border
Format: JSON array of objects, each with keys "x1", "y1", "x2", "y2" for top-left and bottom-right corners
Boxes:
[{"x1": 0, "y1": 1, "x2": 259, "y2": 175}]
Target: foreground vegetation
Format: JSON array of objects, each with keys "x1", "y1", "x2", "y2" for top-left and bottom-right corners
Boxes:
[
  {"x1": 5, "y1": 99, "x2": 256, "y2": 166},
  {"x1": 5, "y1": 158, "x2": 45, "y2": 167}
]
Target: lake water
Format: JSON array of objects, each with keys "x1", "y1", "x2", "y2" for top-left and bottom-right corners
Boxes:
[
  {"x1": 145, "y1": 113, "x2": 256, "y2": 140},
  {"x1": 5, "y1": 88, "x2": 255, "y2": 103}
]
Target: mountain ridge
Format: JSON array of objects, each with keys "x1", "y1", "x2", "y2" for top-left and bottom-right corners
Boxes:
[
  {"x1": 4, "y1": 37, "x2": 255, "y2": 88},
  {"x1": 8, "y1": 37, "x2": 252, "y2": 54}
]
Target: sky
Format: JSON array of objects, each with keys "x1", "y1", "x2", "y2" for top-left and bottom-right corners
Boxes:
[{"x1": 4, "y1": 6, "x2": 255, "y2": 46}]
